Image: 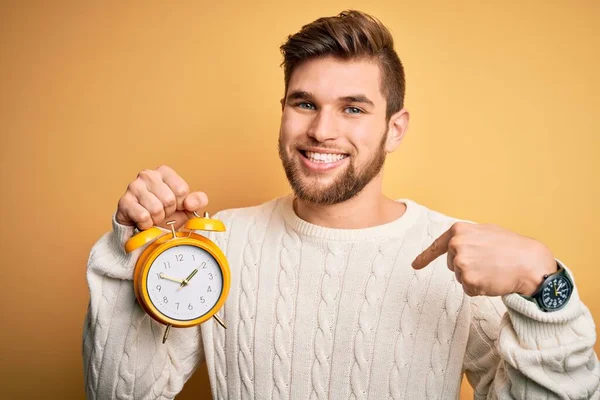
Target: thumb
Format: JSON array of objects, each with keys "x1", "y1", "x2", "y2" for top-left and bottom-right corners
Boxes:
[
  {"x1": 157, "y1": 192, "x2": 208, "y2": 230},
  {"x1": 182, "y1": 191, "x2": 209, "y2": 212}
]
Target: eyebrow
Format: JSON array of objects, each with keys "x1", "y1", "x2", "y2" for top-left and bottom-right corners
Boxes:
[
  {"x1": 286, "y1": 90, "x2": 375, "y2": 107},
  {"x1": 286, "y1": 90, "x2": 313, "y2": 101},
  {"x1": 339, "y1": 95, "x2": 374, "y2": 107}
]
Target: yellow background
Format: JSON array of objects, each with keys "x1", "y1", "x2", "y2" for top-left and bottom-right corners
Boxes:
[{"x1": 1, "y1": 1, "x2": 598, "y2": 399}]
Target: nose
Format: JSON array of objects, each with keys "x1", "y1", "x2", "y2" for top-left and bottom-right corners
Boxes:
[{"x1": 307, "y1": 109, "x2": 339, "y2": 142}]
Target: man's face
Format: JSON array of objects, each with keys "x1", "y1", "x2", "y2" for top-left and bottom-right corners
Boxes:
[{"x1": 278, "y1": 56, "x2": 389, "y2": 205}]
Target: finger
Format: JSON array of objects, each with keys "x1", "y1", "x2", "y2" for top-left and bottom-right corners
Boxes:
[
  {"x1": 159, "y1": 166, "x2": 190, "y2": 210},
  {"x1": 412, "y1": 227, "x2": 453, "y2": 270},
  {"x1": 446, "y1": 250, "x2": 464, "y2": 283},
  {"x1": 445, "y1": 250, "x2": 467, "y2": 284},
  {"x1": 128, "y1": 201, "x2": 153, "y2": 230},
  {"x1": 446, "y1": 251, "x2": 455, "y2": 272},
  {"x1": 462, "y1": 283, "x2": 477, "y2": 297},
  {"x1": 145, "y1": 179, "x2": 178, "y2": 220},
  {"x1": 183, "y1": 191, "x2": 209, "y2": 212},
  {"x1": 116, "y1": 192, "x2": 151, "y2": 228},
  {"x1": 116, "y1": 194, "x2": 135, "y2": 226},
  {"x1": 135, "y1": 191, "x2": 165, "y2": 226},
  {"x1": 156, "y1": 210, "x2": 190, "y2": 230},
  {"x1": 455, "y1": 269, "x2": 463, "y2": 285}
]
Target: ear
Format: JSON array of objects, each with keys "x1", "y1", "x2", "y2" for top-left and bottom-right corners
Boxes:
[{"x1": 385, "y1": 108, "x2": 409, "y2": 153}]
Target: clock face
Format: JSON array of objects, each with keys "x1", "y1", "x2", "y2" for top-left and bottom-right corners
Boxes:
[
  {"x1": 541, "y1": 275, "x2": 571, "y2": 311},
  {"x1": 146, "y1": 244, "x2": 224, "y2": 321}
]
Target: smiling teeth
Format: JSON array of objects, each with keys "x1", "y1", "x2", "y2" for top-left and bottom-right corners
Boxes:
[{"x1": 305, "y1": 151, "x2": 347, "y2": 163}]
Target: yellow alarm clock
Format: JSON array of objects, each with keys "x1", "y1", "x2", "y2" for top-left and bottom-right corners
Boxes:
[{"x1": 125, "y1": 212, "x2": 230, "y2": 343}]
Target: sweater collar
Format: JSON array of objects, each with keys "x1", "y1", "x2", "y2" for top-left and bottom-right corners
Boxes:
[{"x1": 281, "y1": 194, "x2": 422, "y2": 241}]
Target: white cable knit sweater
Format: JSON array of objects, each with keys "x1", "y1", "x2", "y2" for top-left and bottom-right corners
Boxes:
[{"x1": 83, "y1": 195, "x2": 600, "y2": 399}]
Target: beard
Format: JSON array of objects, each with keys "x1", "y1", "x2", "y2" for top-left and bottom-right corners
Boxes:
[{"x1": 278, "y1": 133, "x2": 387, "y2": 205}]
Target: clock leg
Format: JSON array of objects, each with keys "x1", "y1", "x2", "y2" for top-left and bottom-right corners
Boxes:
[
  {"x1": 213, "y1": 314, "x2": 227, "y2": 329},
  {"x1": 162, "y1": 324, "x2": 172, "y2": 344}
]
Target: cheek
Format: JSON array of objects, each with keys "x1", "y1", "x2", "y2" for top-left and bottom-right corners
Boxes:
[
  {"x1": 280, "y1": 110, "x2": 311, "y2": 146},
  {"x1": 344, "y1": 121, "x2": 383, "y2": 157}
]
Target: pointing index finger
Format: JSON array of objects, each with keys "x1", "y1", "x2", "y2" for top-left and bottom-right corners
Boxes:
[{"x1": 412, "y1": 227, "x2": 453, "y2": 270}]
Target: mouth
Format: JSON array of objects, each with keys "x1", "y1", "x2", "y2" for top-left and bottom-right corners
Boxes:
[{"x1": 297, "y1": 148, "x2": 350, "y2": 171}]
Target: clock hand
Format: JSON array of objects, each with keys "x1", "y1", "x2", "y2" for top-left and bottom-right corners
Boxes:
[
  {"x1": 553, "y1": 281, "x2": 558, "y2": 297},
  {"x1": 180, "y1": 268, "x2": 199, "y2": 287},
  {"x1": 159, "y1": 272, "x2": 184, "y2": 284}
]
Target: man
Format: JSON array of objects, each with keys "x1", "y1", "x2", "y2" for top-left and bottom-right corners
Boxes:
[{"x1": 83, "y1": 10, "x2": 599, "y2": 399}]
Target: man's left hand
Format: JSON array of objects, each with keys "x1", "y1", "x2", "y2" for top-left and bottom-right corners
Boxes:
[{"x1": 411, "y1": 222, "x2": 558, "y2": 297}]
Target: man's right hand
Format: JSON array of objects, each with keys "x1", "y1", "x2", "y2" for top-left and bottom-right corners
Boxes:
[{"x1": 115, "y1": 165, "x2": 208, "y2": 231}]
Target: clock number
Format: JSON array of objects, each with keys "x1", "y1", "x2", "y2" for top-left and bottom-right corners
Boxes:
[
  {"x1": 163, "y1": 296, "x2": 168, "y2": 303},
  {"x1": 192, "y1": 255, "x2": 196, "y2": 261},
  {"x1": 176, "y1": 254, "x2": 183, "y2": 262},
  {"x1": 175, "y1": 302, "x2": 180, "y2": 309},
  {"x1": 156, "y1": 285, "x2": 161, "y2": 292},
  {"x1": 207, "y1": 286, "x2": 212, "y2": 293},
  {"x1": 188, "y1": 303, "x2": 193, "y2": 310},
  {"x1": 201, "y1": 261, "x2": 207, "y2": 269},
  {"x1": 200, "y1": 296, "x2": 205, "y2": 304},
  {"x1": 208, "y1": 273, "x2": 213, "y2": 280},
  {"x1": 164, "y1": 261, "x2": 171, "y2": 269}
]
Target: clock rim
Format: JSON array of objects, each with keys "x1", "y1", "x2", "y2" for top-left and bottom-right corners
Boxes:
[{"x1": 133, "y1": 231, "x2": 230, "y2": 328}]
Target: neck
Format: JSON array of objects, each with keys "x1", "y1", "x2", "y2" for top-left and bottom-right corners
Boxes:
[{"x1": 294, "y1": 178, "x2": 406, "y2": 229}]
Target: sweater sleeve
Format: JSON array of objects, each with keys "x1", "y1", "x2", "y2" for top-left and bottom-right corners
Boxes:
[
  {"x1": 463, "y1": 262, "x2": 600, "y2": 399},
  {"x1": 82, "y1": 215, "x2": 205, "y2": 400}
]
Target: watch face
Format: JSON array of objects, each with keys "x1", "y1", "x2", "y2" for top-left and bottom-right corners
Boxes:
[
  {"x1": 540, "y1": 275, "x2": 572, "y2": 311},
  {"x1": 146, "y1": 244, "x2": 224, "y2": 321}
]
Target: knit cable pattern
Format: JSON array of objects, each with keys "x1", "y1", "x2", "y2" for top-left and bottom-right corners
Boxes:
[
  {"x1": 463, "y1": 298, "x2": 500, "y2": 381},
  {"x1": 350, "y1": 239, "x2": 401, "y2": 400},
  {"x1": 237, "y1": 204, "x2": 274, "y2": 399},
  {"x1": 86, "y1": 244, "x2": 125, "y2": 397},
  {"x1": 310, "y1": 242, "x2": 346, "y2": 400},
  {"x1": 425, "y1": 278, "x2": 465, "y2": 399},
  {"x1": 389, "y1": 217, "x2": 435, "y2": 399},
  {"x1": 115, "y1": 305, "x2": 143, "y2": 399},
  {"x1": 210, "y1": 213, "x2": 235, "y2": 399},
  {"x1": 212, "y1": 226, "x2": 229, "y2": 400},
  {"x1": 87, "y1": 283, "x2": 111, "y2": 397},
  {"x1": 272, "y1": 222, "x2": 301, "y2": 399}
]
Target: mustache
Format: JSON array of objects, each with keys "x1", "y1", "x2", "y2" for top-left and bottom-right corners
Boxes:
[{"x1": 291, "y1": 138, "x2": 351, "y2": 153}]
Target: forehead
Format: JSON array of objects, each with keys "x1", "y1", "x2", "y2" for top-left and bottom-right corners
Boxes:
[{"x1": 287, "y1": 56, "x2": 384, "y2": 103}]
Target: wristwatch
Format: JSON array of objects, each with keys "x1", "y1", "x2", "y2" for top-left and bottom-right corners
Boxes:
[{"x1": 525, "y1": 262, "x2": 573, "y2": 312}]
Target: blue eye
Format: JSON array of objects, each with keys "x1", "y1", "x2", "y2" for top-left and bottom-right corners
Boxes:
[
  {"x1": 297, "y1": 102, "x2": 316, "y2": 110},
  {"x1": 345, "y1": 107, "x2": 363, "y2": 114}
]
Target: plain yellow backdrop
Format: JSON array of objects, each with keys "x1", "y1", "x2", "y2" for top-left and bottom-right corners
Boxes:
[{"x1": 1, "y1": 1, "x2": 598, "y2": 399}]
